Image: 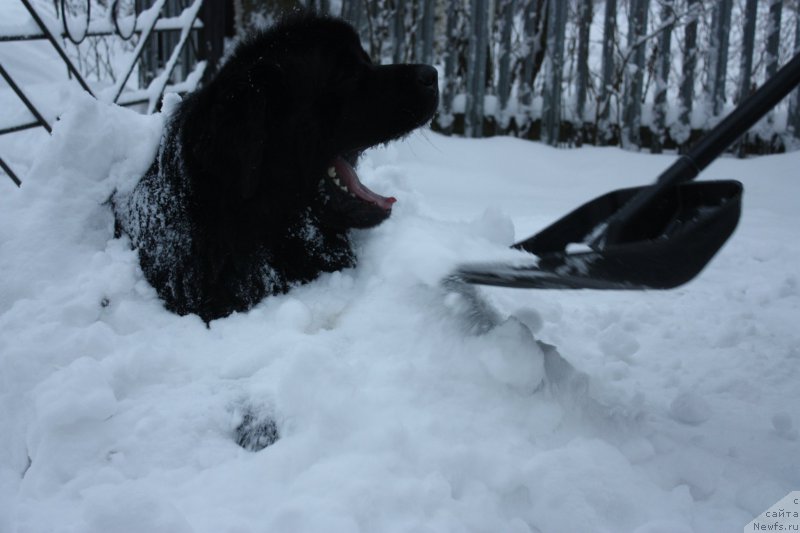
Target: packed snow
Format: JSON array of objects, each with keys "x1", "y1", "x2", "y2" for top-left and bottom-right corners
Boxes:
[{"x1": 1, "y1": 88, "x2": 799, "y2": 532}]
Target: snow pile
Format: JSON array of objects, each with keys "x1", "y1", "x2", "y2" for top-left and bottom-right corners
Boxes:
[{"x1": 1, "y1": 93, "x2": 799, "y2": 533}]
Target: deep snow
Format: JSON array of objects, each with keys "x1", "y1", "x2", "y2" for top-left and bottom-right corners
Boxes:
[
  {"x1": 4, "y1": 1, "x2": 800, "y2": 530},
  {"x1": 1, "y1": 88, "x2": 799, "y2": 532}
]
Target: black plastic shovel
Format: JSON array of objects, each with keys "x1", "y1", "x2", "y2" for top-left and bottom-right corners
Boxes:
[{"x1": 456, "y1": 52, "x2": 800, "y2": 291}]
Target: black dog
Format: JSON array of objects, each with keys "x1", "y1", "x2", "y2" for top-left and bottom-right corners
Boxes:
[{"x1": 114, "y1": 14, "x2": 438, "y2": 322}]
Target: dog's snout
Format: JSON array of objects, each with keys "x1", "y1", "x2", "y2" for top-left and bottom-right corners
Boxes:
[{"x1": 416, "y1": 66, "x2": 437, "y2": 88}]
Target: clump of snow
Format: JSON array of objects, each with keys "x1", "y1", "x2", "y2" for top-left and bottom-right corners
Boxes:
[{"x1": 669, "y1": 391, "x2": 712, "y2": 426}]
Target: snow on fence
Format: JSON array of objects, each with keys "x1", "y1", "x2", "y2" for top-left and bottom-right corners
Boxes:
[
  {"x1": 332, "y1": 0, "x2": 800, "y2": 153},
  {"x1": 0, "y1": 0, "x2": 212, "y2": 187}
]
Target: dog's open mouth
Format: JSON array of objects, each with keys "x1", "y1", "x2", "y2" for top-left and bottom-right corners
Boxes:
[{"x1": 323, "y1": 155, "x2": 396, "y2": 212}]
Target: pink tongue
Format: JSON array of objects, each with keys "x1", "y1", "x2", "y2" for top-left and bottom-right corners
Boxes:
[{"x1": 333, "y1": 156, "x2": 396, "y2": 211}]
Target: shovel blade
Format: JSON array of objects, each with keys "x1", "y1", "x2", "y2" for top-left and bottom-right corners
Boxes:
[{"x1": 457, "y1": 180, "x2": 743, "y2": 290}]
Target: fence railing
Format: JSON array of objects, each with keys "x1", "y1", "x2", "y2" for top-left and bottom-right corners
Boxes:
[{"x1": 0, "y1": 0, "x2": 213, "y2": 187}]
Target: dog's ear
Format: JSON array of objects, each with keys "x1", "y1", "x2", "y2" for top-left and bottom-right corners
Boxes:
[
  {"x1": 186, "y1": 62, "x2": 284, "y2": 201},
  {"x1": 233, "y1": 63, "x2": 285, "y2": 200}
]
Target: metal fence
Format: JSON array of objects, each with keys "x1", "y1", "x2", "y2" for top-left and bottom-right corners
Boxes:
[{"x1": 0, "y1": 0, "x2": 226, "y2": 187}]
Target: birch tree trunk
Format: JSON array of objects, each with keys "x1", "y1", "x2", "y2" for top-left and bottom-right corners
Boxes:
[
  {"x1": 496, "y1": 0, "x2": 515, "y2": 131},
  {"x1": 465, "y1": 0, "x2": 489, "y2": 138},
  {"x1": 766, "y1": 0, "x2": 784, "y2": 79},
  {"x1": 737, "y1": 0, "x2": 758, "y2": 105},
  {"x1": 707, "y1": 0, "x2": 732, "y2": 118},
  {"x1": 597, "y1": 0, "x2": 616, "y2": 145},
  {"x1": 541, "y1": 0, "x2": 566, "y2": 145},
  {"x1": 419, "y1": 0, "x2": 435, "y2": 66},
  {"x1": 765, "y1": 0, "x2": 783, "y2": 137},
  {"x1": 736, "y1": 0, "x2": 758, "y2": 156},
  {"x1": 651, "y1": 0, "x2": 674, "y2": 154},
  {"x1": 439, "y1": 0, "x2": 460, "y2": 133},
  {"x1": 392, "y1": 0, "x2": 405, "y2": 64},
  {"x1": 519, "y1": 0, "x2": 547, "y2": 119},
  {"x1": 621, "y1": 0, "x2": 649, "y2": 149},
  {"x1": 675, "y1": 0, "x2": 699, "y2": 148},
  {"x1": 574, "y1": 0, "x2": 593, "y2": 142}
]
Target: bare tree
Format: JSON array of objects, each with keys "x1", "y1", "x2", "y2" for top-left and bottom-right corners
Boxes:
[
  {"x1": 621, "y1": 0, "x2": 650, "y2": 149},
  {"x1": 707, "y1": 0, "x2": 732, "y2": 118},
  {"x1": 419, "y1": 0, "x2": 435, "y2": 65},
  {"x1": 597, "y1": 0, "x2": 617, "y2": 145},
  {"x1": 541, "y1": 0, "x2": 567, "y2": 145},
  {"x1": 766, "y1": 0, "x2": 785, "y2": 79},
  {"x1": 465, "y1": 0, "x2": 490, "y2": 137},
  {"x1": 651, "y1": 0, "x2": 675, "y2": 154},
  {"x1": 734, "y1": 0, "x2": 758, "y2": 155},
  {"x1": 392, "y1": 0, "x2": 406, "y2": 63},
  {"x1": 518, "y1": 0, "x2": 548, "y2": 114},
  {"x1": 675, "y1": 0, "x2": 700, "y2": 147},
  {"x1": 765, "y1": 0, "x2": 784, "y2": 136},
  {"x1": 574, "y1": 0, "x2": 593, "y2": 142},
  {"x1": 496, "y1": 0, "x2": 515, "y2": 131},
  {"x1": 439, "y1": 0, "x2": 464, "y2": 133}
]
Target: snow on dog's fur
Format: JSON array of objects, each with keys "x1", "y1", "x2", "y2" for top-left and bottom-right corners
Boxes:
[{"x1": 114, "y1": 14, "x2": 438, "y2": 322}]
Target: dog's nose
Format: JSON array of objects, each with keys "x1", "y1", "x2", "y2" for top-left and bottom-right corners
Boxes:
[{"x1": 416, "y1": 66, "x2": 437, "y2": 88}]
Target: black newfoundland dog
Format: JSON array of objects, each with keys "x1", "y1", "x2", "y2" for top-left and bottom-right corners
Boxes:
[{"x1": 114, "y1": 14, "x2": 438, "y2": 322}]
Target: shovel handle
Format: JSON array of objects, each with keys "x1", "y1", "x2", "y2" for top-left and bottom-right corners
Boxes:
[{"x1": 602, "y1": 51, "x2": 800, "y2": 247}]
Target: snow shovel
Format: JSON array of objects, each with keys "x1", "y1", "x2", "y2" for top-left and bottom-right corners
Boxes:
[{"x1": 456, "y1": 51, "x2": 800, "y2": 290}]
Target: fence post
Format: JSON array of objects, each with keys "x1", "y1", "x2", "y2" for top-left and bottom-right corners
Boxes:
[
  {"x1": 597, "y1": 0, "x2": 616, "y2": 145},
  {"x1": 541, "y1": 0, "x2": 566, "y2": 145},
  {"x1": 765, "y1": 0, "x2": 784, "y2": 141},
  {"x1": 708, "y1": 0, "x2": 732, "y2": 118},
  {"x1": 675, "y1": 0, "x2": 699, "y2": 150},
  {"x1": 621, "y1": 0, "x2": 649, "y2": 149},
  {"x1": 392, "y1": 0, "x2": 406, "y2": 63},
  {"x1": 439, "y1": 0, "x2": 460, "y2": 134},
  {"x1": 736, "y1": 0, "x2": 758, "y2": 156},
  {"x1": 651, "y1": 0, "x2": 674, "y2": 154},
  {"x1": 518, "y1": 0, "x2": 547, "y2": 130},
  {"x1": 496, "y1": 0, "x2": 515, "y2": 131},
  {"x1": 790, "y1": 6, "x2": 800, "y2": 142},
  {"x1": 767, "y1": 0, "x2": 785, "y2": 79},
  {"x1": 465, "y1": 0, "x2": 489, "y2": 138},
  {"x1": 738, "y1": 0, "x2": 758, "y2": 106},
  {"x1": 574, "y1": 0, "x2": 592, "y2": 144},
  {"x1": 420, "y1": 0, "x2": 435, "y2": 65}
]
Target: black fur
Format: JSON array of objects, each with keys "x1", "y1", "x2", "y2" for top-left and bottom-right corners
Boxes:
[{"x1": 114, "y1": 14, "x2": 438, "y2": 322}]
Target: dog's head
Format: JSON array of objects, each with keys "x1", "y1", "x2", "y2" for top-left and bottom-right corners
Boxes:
[{"x1": 186, "y1": 14, "x2": 438, "y2": 232}]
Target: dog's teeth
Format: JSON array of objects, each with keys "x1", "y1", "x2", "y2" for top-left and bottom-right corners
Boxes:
[
  {"x1": 332, "y1": 177, "x2": 342, "y2": 186},
  {"x1": 327, "y1": 167, "x2": 336, "y2": 178}
]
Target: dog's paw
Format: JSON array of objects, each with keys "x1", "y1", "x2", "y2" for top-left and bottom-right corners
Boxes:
[{"x1": 233, "y1": 406, "x2": 280, "y2": 452}]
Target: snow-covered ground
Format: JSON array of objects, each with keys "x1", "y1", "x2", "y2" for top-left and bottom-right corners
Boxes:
[
  {"x1": 1, "y1": 3, "x2": 799, "y2": 528},
  {"x1": 1, "y1": 87, "x2": 799, "y2": 532}
]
